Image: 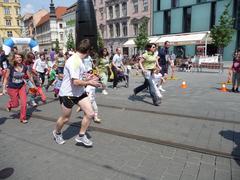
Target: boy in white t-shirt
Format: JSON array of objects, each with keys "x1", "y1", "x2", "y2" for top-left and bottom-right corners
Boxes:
[
  {"x1": 152, "y1": 67, "x2": 163, "y2": 98},
  {"x1": 53, "y1": 39, "x2": 102, "y2": 147}
]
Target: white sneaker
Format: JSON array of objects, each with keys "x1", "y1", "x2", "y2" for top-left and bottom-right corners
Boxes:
[
  {"x1": 75, "y1": 134, "x2": 93, "y2": 147},
  {"x1": 159, "y1": 86, "x2": 166, "y2": 92},
  {"x1": 31, "y1": 101, "x2": 38, "y2": 107},
  {"x1": 53, "y1": 130, "x2": 65, "y2": 144},
  {"x1": 102, "y1": 90, "x2": 108, "y2": 95}
]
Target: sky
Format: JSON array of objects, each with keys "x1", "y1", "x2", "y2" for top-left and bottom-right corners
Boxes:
[{"x1": 21, "y1": 0, "x2": 76, "y2": 15}]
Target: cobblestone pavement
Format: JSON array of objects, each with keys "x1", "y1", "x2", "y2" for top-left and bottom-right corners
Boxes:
[{"x1": 0, "y1": 70, "x2": 240, "y2": 180}]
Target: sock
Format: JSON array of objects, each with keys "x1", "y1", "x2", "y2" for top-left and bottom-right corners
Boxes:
[{"x1": 56, "y1": 131, "x2": 61, "y2": 135}]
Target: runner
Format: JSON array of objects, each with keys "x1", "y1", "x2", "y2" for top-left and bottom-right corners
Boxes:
[
  {"x1": 2, "y1": 53, "x2": 36, "y2": 123},
  {"x1": 52, "y1": 39, "x2": 102, "y2": 146}
]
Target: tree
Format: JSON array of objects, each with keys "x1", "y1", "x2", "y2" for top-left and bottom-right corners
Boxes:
[
  {"x1": 55, "y1": 38, "x2": 60, "y2": 53},
  {"x1": 210, "y1": 3, "x2": 234, "y2": 60},
  {"x1": 66, "y1": 33, "x2": 75, "y2": 50},
  {"x1": 134, "y1": 17, "x2": 149, "y2": 52},
  {"x1": 97, "y1": 29, "x2": 104, "y2": 50}
]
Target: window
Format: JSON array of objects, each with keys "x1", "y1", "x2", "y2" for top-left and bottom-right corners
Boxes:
[
  {"x1": 197, "y1": 0, "x2": 214, "y2": 3},
  {"x1": 6, "y1": 19, "x2": 11, "y2": 26},
  {"x1": 171, "y1": 0, "x2": 179, "y2": 8},
  {"x1": 60, "y1": 33, "x2": 64, "y2": 41},
  {"x1": 59, "y1": 23, "x2": 63, "y2": 29},
  {"x1": 7, "y1": 31, "x2": 13, "y2": 37},
  {"x1": 15, "y1": 0, "x2": 18, "y2": 2},
  {"x1": 183, "y1": 7, "x2": 191, "y2": 32},
  {"x1": 15, "y1": 7, "x2": 20, "y2": 15},
  {"x1": 109, "y1": 24, "x2": 114, "y2": 37},
  {"x1": 115, "y1": 5, "x2": 120, "y2": 18},
  {"x1": 109, "y1": 6, "x2": 113, "y2": 19},
  {"x1": 210, "y1": 2, "x2": 216, "y2": 28},
  {"x1": 157, "y1": 0, "x2": 161, "y2": 11},
  {"x1": 4, "y1": 0, "x2": 9, "y2": 3},
  {"x1": 143, "y1": 0, "x2": 148, "y2": 11},
  {"x1": 133, "y1": 0, "x2": 138, "y2": 13},
  {"x1": 164, "y1": 10, "x2": 171, "y2": 34},
  {"x1": 17, "y1": 19, "x2": 20, "y2": 26},
  {"x1": 122, "y1": 22, "x2": 128, "y2": 36},
  {"x1": 100, "y1": 8, "x2": 104, "y2": 20},
  {"x1": 133, "y1": 24, "x2": 138, "y2": 35},
  {"x1": 100, "y1": 26, "x2": 104, "y2": 38},
  {"x1": 4, "y1": 7, "x2": 10, "y2": 15},
  {"x1": 122, "y1": 2, "x2": 127, "y2": 17},
  {"x1": 234, "y1": 0, "x2": 240, "y2": 30},
  {"x1": 115, "y1": 23, "x2": 120, "y2": 37},
  {"x1": 100, "y1": 0, "x2": 103, "y2": 4}
]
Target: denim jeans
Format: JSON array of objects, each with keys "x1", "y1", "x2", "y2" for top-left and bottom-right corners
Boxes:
[{"x1": 134, "y1": 70, "x2": 160, "y2": 105}]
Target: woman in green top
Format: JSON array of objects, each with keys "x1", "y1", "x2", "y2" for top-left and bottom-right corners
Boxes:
[
  {"x1": 97, "y1": 48, "x2": 109, "y2": 95},
  {"x1": 133, "y1": 43, "x2": 161, "y2": 106}
]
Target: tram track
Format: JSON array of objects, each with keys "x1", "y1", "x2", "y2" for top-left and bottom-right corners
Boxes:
[
  {"x1": 0, "y1": 105, "x2": 239, "y2": 161},
  {"x1": 44, "y1": 96, "x2": 240, "y2": 125}
]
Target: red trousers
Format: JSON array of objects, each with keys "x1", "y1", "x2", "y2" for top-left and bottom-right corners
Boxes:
[{"x1": 7, "y1": 85, "x2": 27, "y2": 121}]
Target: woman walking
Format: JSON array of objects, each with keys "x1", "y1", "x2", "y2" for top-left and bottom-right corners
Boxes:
[
  {"x1": 133, "y1": 43, "x2": 161, "y2": 106},
  {"x1": 97, "y1": 48, "x2": 109, "y2": 95},
  {"x1": 2, "y1": 53, "x2": 35, "y2": 123}
]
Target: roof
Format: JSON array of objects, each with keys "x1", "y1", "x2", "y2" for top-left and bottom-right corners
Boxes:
[
  {"x1": 36, "y1": 7, "x2": 67, "y2": 27},
  {"x1": 63, "y1": 2, "x2": 77, "y2": 16}
]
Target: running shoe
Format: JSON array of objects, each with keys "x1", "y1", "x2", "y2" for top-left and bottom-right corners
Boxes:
[
  {"x1": 53, "y1": 130, "x2": 65, "y2": 144},
  {"x1": 75, "y1": 134, "x2": 93, "y2": 147},
  {"x1": 159, "y1": 86, "x2": 166, "y2": 92},
  {"x1": 102, "y1": 90, "x2": 108, "y2": 95},
  {"x1": 94, "y1": 117, "x2": 101, "y2": 123}
]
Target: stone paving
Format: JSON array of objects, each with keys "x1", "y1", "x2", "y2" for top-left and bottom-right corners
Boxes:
[
  {"x1": 0, "y1": 70, "x2": 240, "y2": 179},
  {"x1": 0, "y1": 110, "x2": 240, "y2": 180}
]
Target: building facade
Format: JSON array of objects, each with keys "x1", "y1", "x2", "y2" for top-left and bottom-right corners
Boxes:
[
  {"x1": 0, "y1": 0, "x2": 22, "y2": 43},
  {"x1": 62, "y1": 3, "x2": 77, "y2": 52},
  {"x1": 35, "y1": 1, "x2": 67, "y2": 52},
  {"x1": 23, "y1": 9, "x2": 48, "y2": 38},
  {"x1": 60, "y1": 0, "x2": 151, "y2": 56},
  {"x1": 95, "y1": 0, "x2": 151, "y2": 55},
  {"x1": 153, "y1": 0, "x2": 240, "y2": 61}
]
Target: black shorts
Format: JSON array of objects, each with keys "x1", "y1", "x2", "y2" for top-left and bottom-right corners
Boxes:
[
  {"x1": 59, "y1": 92, "x2": 88, "y2": 109},
  {"x1": 160, "y1": 64, "x2": 168, "y2": 76}
]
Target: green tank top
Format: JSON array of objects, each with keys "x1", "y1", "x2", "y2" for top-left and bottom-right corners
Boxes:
[
  {"x1": 142, "y1": 52, "x2": 156, "y2": 70},
  {"x1": 97, "y1": 57, "x2": 109, "y2": 74}
]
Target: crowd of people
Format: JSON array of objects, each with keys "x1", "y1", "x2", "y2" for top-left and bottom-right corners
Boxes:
[{"x1": 0, "y1": 39, "x2": 239, "y2": 147}]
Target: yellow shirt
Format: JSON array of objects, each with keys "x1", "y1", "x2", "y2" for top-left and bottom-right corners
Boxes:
[{"x1": 142, "y1": 52, "x2": 156, "y2": 70}]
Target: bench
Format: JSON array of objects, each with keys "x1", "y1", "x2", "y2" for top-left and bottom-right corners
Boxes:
[{"x1": 199, "y1": 62, "x2": 224, "y2": 73}]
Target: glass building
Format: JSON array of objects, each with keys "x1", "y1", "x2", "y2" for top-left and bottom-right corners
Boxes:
[{"x1": 152, "y1": 0, "x2": 240, "y2": 61}]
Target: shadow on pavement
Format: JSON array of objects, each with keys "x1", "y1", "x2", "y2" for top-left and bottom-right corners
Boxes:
[
  {"x1": 219, "y1": 130, "x2": 240, "y2": 166},
  {"x1": 0, "y1": 167, "x2": 14, "y2": 179},
  {"x1": 0, "y1": 117, "x2": 8, "y2": 125},
  {"x1": 62, "y1": 122, "x2": 82, "y2": 140},
  {"x1": 128, "y1": 94, "x2": 153, "y2": 106}
]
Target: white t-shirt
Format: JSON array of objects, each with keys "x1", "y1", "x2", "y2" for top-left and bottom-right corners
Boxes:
[
  {"x1": 83, "y1": 55, "x2": 93, "y2": 72},
  {"x1": 152, "y1": 72, "x2": 162, "y2": 85},
  {"x1": 59, "y1": 53, "x2": 86, "y2": 97},
  {"x1": 33, "y1": 58, "x2": 48, "y2": 73},
  {"x1": 112, "y1": 54, "x2": 123, "y2": 67},
  {"x1": 85, "y1": 85, "x2": 96, "y2": 102}
]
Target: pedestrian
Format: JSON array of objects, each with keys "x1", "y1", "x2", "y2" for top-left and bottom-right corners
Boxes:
[
  {"x1": 133, "y1": 43, "x2": 161, "y2": 106},
  {"x1": 0, "y1": 50, "x2": 10, "y2": 84},
  {"x1": 33, "y1": 52, "x2": 48, "y2": 86},
  {"x1": 52, "y1": 39, "x2": 102, "y2": 146},
  {"x1": 231, "y1": 49, "x2": 240, "y2": 92},
  {"x1": 97, "y1": 48, "x2": 109, "y2": 95},
  {"x1": 111, "y1": 47, "x2": 124, "y2": 89},
  {"x1": 2, "y1": 53, "x2": 36, "y2": 123},
  {"x1": 158, "y1": 41, "x2": 171, "y2": 92}
]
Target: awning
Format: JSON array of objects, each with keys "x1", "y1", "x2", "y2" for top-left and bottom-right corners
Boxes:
[
  {"x1": 123, "y1": 36, "x2": 160, "y2": 47},
  {"x1": 123, "y1": 38, "x2": 135, "y2": 47},
  {"x1": 155, "y1": 31, "x2": 212, "y2": 46}
]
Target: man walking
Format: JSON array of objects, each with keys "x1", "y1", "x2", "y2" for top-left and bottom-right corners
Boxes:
[
  {"x1": 52, "y1": 39, "x2": 101, "y2": 147},
  {"x1": 111, "y1": 48, "x2": 124, "y2": 89},
  {"x1": 158, "y1": 41, "x2": 171, "y2": 92}
]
